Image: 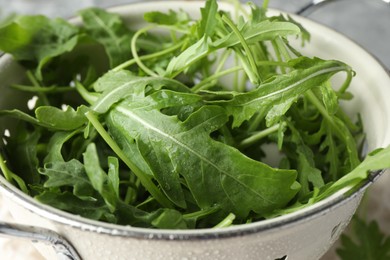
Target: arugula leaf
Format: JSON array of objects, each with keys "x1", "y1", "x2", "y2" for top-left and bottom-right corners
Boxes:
[
  {"x1": 36, "y1": 190, "x2": 116, "y2": 222},
  {"x1": 91, "y1": 70, "x2": 192, "y2": 114},
  {"x1": 213, "y1": 20, "x2": 300, "y2": 48},
  {"x1": 79, "y1": 8, "x2": 134, "y2": 68},
  {"x1": 151, "y1": 209, "x2": 189, "y2": 229},
  {"x1": 43, "y1": 130, "x2": 81, "y2": 163},
  {"x1": 3, "y1": 123, "x2": 41, "y2": 184},
  {"x1": 39, "y1": 159, "x2": 94, "y2": 198},
  {"x1": 144, "y1": 9, "x2": 190, "y2": 27},
  {"x1": 108, "y1": 100, "x2": 299, "y2": 217},
  {"x1": 83, "y1": 143, "x2": 118, "y2": 212},
  {"x1": 0, "y1": 1, "x2": 386, "y2": 230},
  {"x1": 198, "y1": 0, "x2": 219, "y2": 37},
  {"x1": 315, "y1": 146, "x2": 390, "y2": 201},
  {"x1": 337, "y1": 217, "x2": 390, "y2": 260},
  {"x1": 0, "y1": 15, "x2": 79, "y2": 79},
  {"x1": 35, "y1": 105, "x2": 88, "y2": 131},
  {"x1": 210, "y1": 57, "x2": 351, "y2": 128}
]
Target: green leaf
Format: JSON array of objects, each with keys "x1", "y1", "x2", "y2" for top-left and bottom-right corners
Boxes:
[
  {"x1": 35, "y1": 105, "x2": 88, "y2": 131},
  {"x1": 3, "y1": 123, "x2": 41, "y2": 184},
  {"x1": 319, "y1": 122, "x2": 342, "y2": 181},
  {"x1": 316, "y1": 145, "x2": 390, "y2": 201},
  {"x1": 108, "y1": 101, "x2": 299, "y2": 217},
  {"x1": 165, "y1": 36, "x2": 210, "y2": 77},
  {"x1": 144, "y1": 10, "x2": 190, "y2": 26},
  {"x1": 39, "y1": 159, "x2": 94, "y2": 198},
  {"x1": 0, "y1": 15, "x2": 79, "y2": 79},
  {"x1": 297, "y1": 146, "x2": 324, "y2": 193},
  {"x1": 151, "y1": 209, "x2": 188, "y2": 229},
  {"x1": 83, "y1": 143, "x2": 118, "y2": 211},
  {"x1": 0, "y1": 109, "x2": 45, "y2": 127},
  {"x1": 35, "y1": 190, "x2": 115, "y2": 222},
  {"x1": 91, "y1": 70, "x2": 192, "y2": 113},
  {"x1": 79, "y1": 7, "x2": 134, "y2": 68},
  {"x1": 198, "y1": 0, "x2": 219, "y2": 37},
  {"x1": 337, "y1": 217, "x2": 390, "y2": 260},
  {"x1": 44, "y1": 130, "x2": 81, "y2": 163},
  {"x1": 211, "y1": 57, "x2": 351, "y2": 127},
  {"x1": 107, "y1": 156, "x2": 120, "y2": 199},
  {"x1": 319, "y1": 82, "x2": 339, "y2": 115},
  {"x1": 213, "y1": 20, "x2": 300, "y2": 48}
]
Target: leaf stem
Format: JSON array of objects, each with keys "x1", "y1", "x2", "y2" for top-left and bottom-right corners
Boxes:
[
  {"x1": 113, "y1": 40, "x2": 184, "y2": 72},
  {"x1": 213, "y1": 213, "x2": 236, "y2": 228},
  {"x1": 75, "y1": 81, "x2": 99, "y2": 105},
  {"x1": 239, "y1": 123, "x2": 280, "y2": 149},
  {"x1": 0, "y1": 154, "x2": 29, "y2": 194},
  {"x1": 183, "y1": 206, "x2": 219, "y2": 220},
  {"x1": 85, "y1": 111, "x2": 173, "y2": 209},
  {"x1": 192, "y1": 66, "x2": 243, "y2": 92},
  {"x1": 222, "y1": 15, "x2": 261, "y2": 84},
  {"x1": 131, "y1": 25, "x2": 159, "y2": 77},
  {"x1": 26, "y1": 70, "x2": 50, "y2": 106},
  {"x1": 11, "y1": 84, "x2": 74, "y2": 93}
]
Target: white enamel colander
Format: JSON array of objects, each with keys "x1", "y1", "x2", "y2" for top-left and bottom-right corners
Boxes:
[{"x1": 1, "y1": 1, "x2": 390, "y2": 259}]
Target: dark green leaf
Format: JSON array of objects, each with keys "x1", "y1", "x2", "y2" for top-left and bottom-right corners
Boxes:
[
  {"x1": 36, "y1": 190, "x2": 115, "y2": 222},
  {"x1": 337, "y1": 217, "x2": 390, "y2": 260},
  {"x1": 39, "y1": 159, "x2": 94, "y2": 198},
  {"x1": 79, "y1": 8, "x2": 134, "y2": 68},
  {"x1": 44, "y1": 130, "x2": 81, "y2": 163},
  {"x1": 3, "y1": 123, "x2": 41, "y2": 184},
  {"x1": 83, "y1": 143, "x2": 118, "y2": 211},
  {"x1": 316, "y1": 145, "x2": 390, "y2": 201},
  {"x1": 0, "y1": 15, "x2": 79, "y2": 79},
  {"x1": 211, "y1": 57, "x2": 351, "y2": 127},
  {"x1": 108, "y1": 102, "x2": 299, "y2": 217},
  {"x1": 92, "y1": 70, "x2": 192, "y2": 113}
]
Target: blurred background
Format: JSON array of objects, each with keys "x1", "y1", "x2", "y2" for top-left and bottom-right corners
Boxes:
[{"x1": 0, "y1": 0, "x2": 389, "y2": 259}]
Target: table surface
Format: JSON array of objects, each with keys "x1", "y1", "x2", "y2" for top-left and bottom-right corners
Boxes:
[{"x1": 0, "y1": 0, "x2": 389, "y2": 259}]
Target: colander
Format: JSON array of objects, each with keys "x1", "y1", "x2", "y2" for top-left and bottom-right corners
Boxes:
[{"x1": 1, "y1": 1, "x2": 390, "y2": 259}]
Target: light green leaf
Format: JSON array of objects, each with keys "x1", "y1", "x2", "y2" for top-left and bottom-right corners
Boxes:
[
  {"x1": 198, "y1": 0, "x2": 219, "y2": 37},
  {"x1": 144, "y1": 9, "x2": 190, "y2": 26},
  {"x1": 165, "y1": 36, "x2": 210, "y2": 77},
  {"x1": 107, "y1": 156, "x2": 120, "y2": 199},
  {"x1": 35, "y1": 105, "x2": 88, "y2": 130}
]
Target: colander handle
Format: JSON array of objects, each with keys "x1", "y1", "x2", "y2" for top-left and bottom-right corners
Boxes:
[{"x1": 0, "y1": 221, "x2": 81, "y2": 260}]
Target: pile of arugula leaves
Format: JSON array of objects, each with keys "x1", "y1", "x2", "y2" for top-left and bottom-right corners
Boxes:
[{"x1": 0, "y1": 0, "x2": 389, "y2": 229}]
